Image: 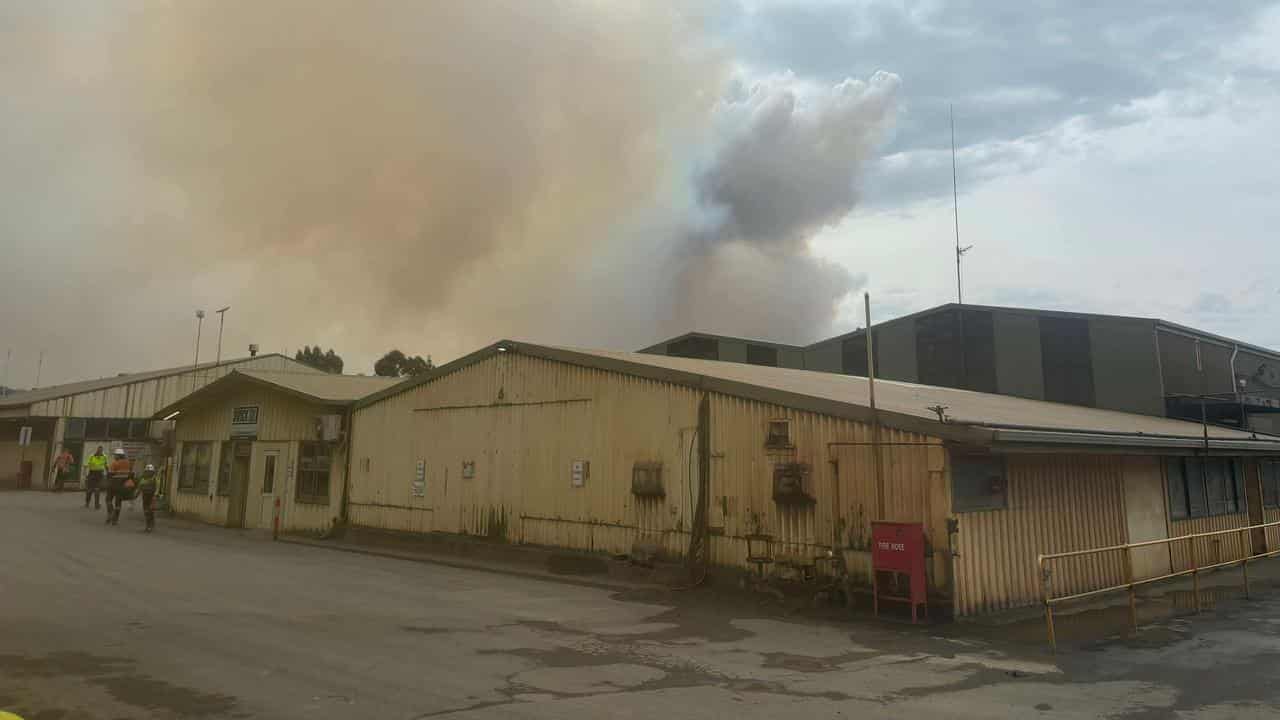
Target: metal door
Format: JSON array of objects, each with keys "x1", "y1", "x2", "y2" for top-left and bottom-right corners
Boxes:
[
  {"x1": 1122, "y1": 457, "x2": 1172, "y2": 579},
  {"x1": 225, "y1": 441, "x2": 253, "y2": 528}
]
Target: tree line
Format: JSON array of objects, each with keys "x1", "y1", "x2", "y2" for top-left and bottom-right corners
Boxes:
[{"x1": 294, "y1": 346, "x2": 433, "y2": 377}]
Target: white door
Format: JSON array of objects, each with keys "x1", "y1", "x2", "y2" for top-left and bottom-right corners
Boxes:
[{"x1": 249, "y1": 444, "x2": 287, "y2": 530}]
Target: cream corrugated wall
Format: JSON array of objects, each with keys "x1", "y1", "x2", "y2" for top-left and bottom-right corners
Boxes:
[
  {"x1": 348, "y1": 353, "x2": 945, "y2": 587},
  {"x1": 1266, "y1": 508, "x2": 1280, "y2": 553},
  {"x1": 1170, "y1": 513, "x2": 1251, "y2": 570},
  {"x1": 174, "y1": 386, "x2": 326, "y2": 442},
  {"x1": 0, "y1": 441, "x2": 48, "y2": 486},
  {"x1": 953, "y1": 455, "x2": 1129, "y2": 616},
  {"x1": 30, "y1": 355, "x2": 306, "y2": 418},
  {"x1": 170, "y1": 386, "x2": 343, "y2": 531}
]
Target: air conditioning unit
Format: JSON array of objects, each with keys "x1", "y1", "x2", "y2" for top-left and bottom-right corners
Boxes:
[
  {"x1": 317, "y1": 414, "x2": 343, "y2": 442},
  {"x1": 631, "y1": 461, "x2": 664, "y2": 497},
  {"x1": 772, "y1": 462, "x2": 814, "y2": 506}
]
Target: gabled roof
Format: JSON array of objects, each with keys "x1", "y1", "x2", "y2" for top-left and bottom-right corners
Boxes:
[
  {"x1": 153, "y1": 369, "x2": 399, "y2": 418},
  {"x1": 636, "y1": 331, "x2": 806, "y2": 354},
  {"x1": 357, "y1": 340, "x2": 1280, "y2": 454},
  {"x1": 0, "y1": 354, "x2": 313, "y2": 410}
]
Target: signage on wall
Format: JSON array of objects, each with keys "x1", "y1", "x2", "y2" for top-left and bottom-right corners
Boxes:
[
  {"x1": 412, "y1": 460, "x2": 426, "y2": 497},
  {"x1": 461, "y1": 460, "x2": 475, "y2": 479},
  {"x1": 570, "y1": 460, "x2": 589, "y2": 488},
  {"x1": 230, "y1": 406, "x2": 260, "y2": 438}
]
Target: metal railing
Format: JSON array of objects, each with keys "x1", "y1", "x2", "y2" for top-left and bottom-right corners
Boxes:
[{"x1": 1038, "y1": 520, "x2": 1280, "y2": 651}]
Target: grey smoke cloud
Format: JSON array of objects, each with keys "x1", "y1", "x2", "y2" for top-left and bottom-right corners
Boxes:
[
  {"x1": 665, "y1": 71, "x2": 899, "y2": 341},
  {"x1": 0, "y1": 2, "x2": 898, "y2": 384}
]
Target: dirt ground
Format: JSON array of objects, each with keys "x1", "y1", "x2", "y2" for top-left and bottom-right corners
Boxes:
[{"x1": 4, "y1": 491, "x2": 1280, "y2": 719}]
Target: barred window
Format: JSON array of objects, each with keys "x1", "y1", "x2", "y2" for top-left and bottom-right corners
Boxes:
[
  {"x1": 178, "y1": 442, "x2": 212, "y2": 494},
  {"x1": 296, "y1": 441, "x2": 331, "y2": 505}
]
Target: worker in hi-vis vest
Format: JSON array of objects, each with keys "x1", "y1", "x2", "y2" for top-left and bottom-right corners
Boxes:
[
  {"x1": 83, "y1": 446, "x2": 108, "y2": 510},
  {"x1": 137, "y1": 464, "x2": 159, "y2": 533},
  {"x1": 104, "y1": 448, "x2": 133, "y2": 526}
]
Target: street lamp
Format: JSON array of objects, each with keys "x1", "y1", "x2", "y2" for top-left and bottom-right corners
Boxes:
[
  {"x1": 215, "y1": 306, "x2": 231, "y2": 366},
  {"x1": 194, "y1": 310, "x2": 206, "y2": 368}
]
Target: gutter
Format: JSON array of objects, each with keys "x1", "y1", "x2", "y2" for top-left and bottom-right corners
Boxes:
[{"x1": 987, "y1": 428, "x2": 1280, "y2": 452}]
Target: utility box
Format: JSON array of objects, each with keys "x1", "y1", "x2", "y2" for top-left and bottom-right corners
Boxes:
[
  {"x1": 631, "y1": 461, "x2": 664, "y2": 497},
  {"x1": 772, "y1": 463, "x2": 814, "y2": 505},
  {"x1": 317, "y1": 415, "x2": 343, "y2": 442},
  {"x1": 871, "y1": 521, "x2": 928, "y2": 623}
]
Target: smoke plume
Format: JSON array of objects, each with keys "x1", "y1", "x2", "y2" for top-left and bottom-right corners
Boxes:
[{"x1": 0, "y1": 2, "x2": 898, "y2": 384}]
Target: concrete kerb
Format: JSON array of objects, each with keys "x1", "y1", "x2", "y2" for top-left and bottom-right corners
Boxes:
[{"x1": 277, "y1": 532, "x2": 670, "y2": 596}]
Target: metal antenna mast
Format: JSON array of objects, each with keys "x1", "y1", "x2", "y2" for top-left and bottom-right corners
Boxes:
[{"x1": 952, "y1": 104, "x2": 972, "y2": 304}]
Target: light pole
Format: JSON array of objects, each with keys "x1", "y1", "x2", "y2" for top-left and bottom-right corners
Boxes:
[
  {"x1": 194, "y1": 309, "x2": 206, "y2": 369},
  {"x1": 215, "y1": 306, "x2": 231, "y2": 366}
]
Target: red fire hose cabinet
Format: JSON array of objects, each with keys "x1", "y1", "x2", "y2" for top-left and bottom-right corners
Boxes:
[{"x1": 871, "y1": 521, "x2": 928, "y2": 623}]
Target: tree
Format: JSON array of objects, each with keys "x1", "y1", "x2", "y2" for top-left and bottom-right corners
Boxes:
[
  {"x1": 295, "y1": 345, "x2": 344, "y2": 374},
  {"x1": 374, "y1": 349, "x2": 434, "y2": 377}
]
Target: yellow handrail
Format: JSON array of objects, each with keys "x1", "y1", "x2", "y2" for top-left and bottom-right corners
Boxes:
[{"x1": 1038, "y1": 519, "x2": 1280, "y2": 651}]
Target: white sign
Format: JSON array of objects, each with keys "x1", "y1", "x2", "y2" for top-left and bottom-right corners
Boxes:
[
  {"x1": 17, "y1": 426, "x2": 32, "y2": 446},
  {"x1": 412, "y1": 460, "x2": 426, "y2": 497},
  {"x1": 230, "y1": 406, "x2": 260, "y2": 438},
  {"x1": 570, "y1": 460, "x2": 588, "y2": 488}
]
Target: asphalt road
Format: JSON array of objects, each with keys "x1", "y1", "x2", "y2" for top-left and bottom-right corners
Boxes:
[{"x1": 3, "y1": 492, "x2": 1280, "y2": 719}]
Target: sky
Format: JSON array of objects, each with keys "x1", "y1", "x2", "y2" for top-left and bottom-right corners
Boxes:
[{"x1": 3, "y1": 1, "x2": 1280, "y2": 387}]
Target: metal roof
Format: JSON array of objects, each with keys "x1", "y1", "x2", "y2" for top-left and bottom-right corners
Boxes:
[
  {"x1": 636, "y1": 331, "x2": 806, "y2": 354},
  {"x1": 0, "y1": 354, "x2": 308, "y2": 410},
  {"x1": 358, "y1": 340, "x2": 1280, "y2": 454},
  {"x1": 153, "y1": 369, "x2": 400, "y2": 418},
  {"x1": 645, "y1": 303, "x2": 1280, "y2": 362}
]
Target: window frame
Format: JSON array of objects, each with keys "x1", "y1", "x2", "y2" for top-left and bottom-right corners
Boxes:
[
  {"x1": 296, "y1": 441, "x2": 331, "y2": 505},
  {"x1": 951, "y1": 454, "x2": 1008, "y2": 513},
  {"x1": 1167, "y1": 456, "x2": 1245, "y2": 520},
  {"x1": 262, "y1": 453, "x2": 278, "y2": 495},
  {"x1": 178, "y1": 441, "x2": 212, "y2": 495},
  {"x1": 1263, "y1": 461, "x2": 1280, "y2": 508}
]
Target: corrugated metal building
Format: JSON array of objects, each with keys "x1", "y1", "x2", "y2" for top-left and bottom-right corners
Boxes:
[
  {"x1": 0, "y1": 354, "x2": 316, "y2": 489},
  {"x1": 347, "y1": 341, "x2": 1280, "y2": 617},
  {"x1": 155, "y1": 370, "x2": 397, "y2": 531},
  {"x1": 645, "y1": 304, "x2": 1280, "y2": 433}
]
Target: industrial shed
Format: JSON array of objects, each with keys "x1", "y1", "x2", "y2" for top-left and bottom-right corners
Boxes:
[
  {"x1": 347, "y1": 341, "x2": 1280, "y2": 617},
  {"x1": 0, "y1": 353, "x2": 315, "y2": 490},
  {"x1": 156, "y1": 370, "x2": 396, "y2": 532}
]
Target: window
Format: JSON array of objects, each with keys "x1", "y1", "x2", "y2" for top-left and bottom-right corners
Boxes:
[
  {"x1": 952, "y1": 455, "x2": 1007, "y2": 512},
  {"x1": 1167, "y1": 457, "x2": 1244, "y2": 519},
  {"x1": 262, "y1": 454, "x2": 278, "y2": 494},
  {"x1": 217, "y1": 443, "x2": 234, "y2": 496},
  {"x1": 178, "y1": 442, "x2": 212, "y2": 494},
  {"x1": 64, "y1": 418, "x2": 86, "y2": 440},
  {"x1": 1040, "y1": 316, "x2": 1096, "y2": 406},
  {"x1": 85, "y1": 419, "x2": 108, "y2": 439},
  {"x1": 667, "y1": 336, "x2": 718, "y2": 361},
  {"x1": 746, "y1": 344, "x2": 779, "y2": 367},
  {"x1": 128, "y1": 420, "x2": 150, "y2": 440},
  {"x1": 1263, "y1": 461, "x2": 1280, "y2": 508},
  {"x1": 296, "y1": 441, "x2": 331, "y2": 504},
  {"x1": 765, "y1": 419, "x2": 791, "y2": 449},
  {"x1": 107, "y1": 419, "x2": 129, "y2": 440}
]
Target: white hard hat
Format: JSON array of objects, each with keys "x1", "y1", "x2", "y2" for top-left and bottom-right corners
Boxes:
[
  {"x1": 113, "y1": 448, "x2": 126, "y2": 456},
  {"x1": 145, "y1": 464, "x2": 156, "y2": 471}
]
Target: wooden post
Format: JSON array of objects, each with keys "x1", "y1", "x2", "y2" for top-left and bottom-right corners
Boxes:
[
  {"x1": 1125, "y1": 546, "x2": 1137, "y2": 637},
  {"x1": 1189, "y1": 537, "x2": 1201, "y2": 614}
]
